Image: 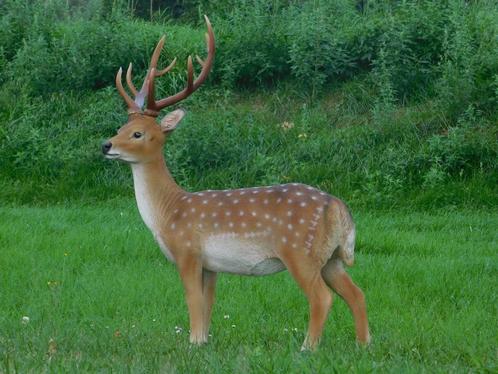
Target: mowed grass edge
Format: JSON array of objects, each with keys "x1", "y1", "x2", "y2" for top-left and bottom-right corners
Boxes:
[{"x1": 0, "y1": 202, "x2": 496, "y2": 372}]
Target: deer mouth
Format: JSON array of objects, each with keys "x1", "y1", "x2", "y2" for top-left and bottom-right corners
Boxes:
[{"x1": 105, "y1": 153, "x2": 120, "y2": 159}]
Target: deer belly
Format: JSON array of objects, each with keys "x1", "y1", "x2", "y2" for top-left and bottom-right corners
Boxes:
[{"x1": 202, "y1": 235, "x2": 285, "y2": 275}]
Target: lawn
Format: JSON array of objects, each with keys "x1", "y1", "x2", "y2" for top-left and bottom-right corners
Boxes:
[{"x1": 0, "y1": 202, "x2": 496, "y2": 372}]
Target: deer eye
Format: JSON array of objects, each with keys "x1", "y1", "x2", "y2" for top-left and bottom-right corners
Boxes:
[{"x1": 133, "y1": 132, "x2": 143, "y2": 139}]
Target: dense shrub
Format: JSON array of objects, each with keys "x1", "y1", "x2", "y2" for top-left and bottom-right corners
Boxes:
[{"x1": 0, "y1": 0, "x2": 496, "y2": 207}]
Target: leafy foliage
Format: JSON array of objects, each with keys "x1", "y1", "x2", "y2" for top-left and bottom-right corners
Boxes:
[{"x1": 0, "y1": 0, "x2": 496, "y2": 207}]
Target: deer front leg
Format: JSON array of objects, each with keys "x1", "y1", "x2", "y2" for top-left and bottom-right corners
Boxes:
[
  {"x1": 178, "y1": 255, "x2": 206, "y2": 344},
  {"x1": 202, "y1": 269, "x2": 217, "y2": 339}
]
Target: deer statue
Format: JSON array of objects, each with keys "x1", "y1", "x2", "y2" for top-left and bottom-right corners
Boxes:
[{"x1": 102, "y1": 16, "x2": 370, "y2": 351}]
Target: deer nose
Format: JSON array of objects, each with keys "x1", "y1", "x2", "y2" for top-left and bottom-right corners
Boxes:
[{"x1": 102, "y1": 141, "x2": 112, "y2": 154}]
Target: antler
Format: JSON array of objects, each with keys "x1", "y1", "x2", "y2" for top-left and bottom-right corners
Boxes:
[{"x1": 115, "y1": 15, "x2": 215, "y2": 117}]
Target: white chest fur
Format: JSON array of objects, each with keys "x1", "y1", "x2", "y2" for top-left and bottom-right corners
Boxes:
[
  {"x1": 132, "y1": 165, "x2": 157, "y2": 232},
  {"x1": 131, "y1": 165, "x2": 175, "y2": 262},
  {"x1": 202, "y1": 233, "x2": 285, "y2": 275}
]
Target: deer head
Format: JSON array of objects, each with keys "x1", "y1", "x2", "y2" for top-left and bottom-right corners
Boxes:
[{"x1": 102, "y1": 15, "x2": 215, "y2": 164}]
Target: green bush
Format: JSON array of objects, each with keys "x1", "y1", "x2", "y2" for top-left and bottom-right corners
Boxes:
[
  {"x1": 7, "y1": 18, "x2": 205, "y2": 96},
  {"x1": 0, "y1": 0, "x2": 497, "y2": 208},
  {"x1": 212, "y1": 0, "x2": 289, "y2": 87}
]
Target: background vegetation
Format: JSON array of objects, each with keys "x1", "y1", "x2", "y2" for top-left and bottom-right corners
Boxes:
[{"x1": 0, "y1": 0, "x2": 497, "y2": 208}]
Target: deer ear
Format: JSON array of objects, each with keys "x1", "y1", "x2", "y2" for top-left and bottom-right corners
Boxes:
[{"x1": 160, "y1": 109, "x2": 186, "y2": 133}]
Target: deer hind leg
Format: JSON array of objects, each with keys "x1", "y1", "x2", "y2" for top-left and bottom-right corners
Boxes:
[
  {"x1": 281, "y1": 252, "x2": 333, "y2": 351},
  {"x1": 202, "y1": 269, "x2": 217, "y2": 339},
  {"x1": 321, "y1": 258, "x2": 370, "y2": 345}
]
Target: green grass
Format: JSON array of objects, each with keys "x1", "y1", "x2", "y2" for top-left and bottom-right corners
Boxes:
[{"x1": 0, "y1": 202, "x2": 496, "y2": 372}]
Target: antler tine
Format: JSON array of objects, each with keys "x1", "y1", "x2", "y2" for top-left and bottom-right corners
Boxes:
[
  {"x1": 152, "y1": 15, "x2": 215, "y2": 110},
  {"x1": 134, "y1": 36, "x2": 167, "y2": 97},
  {"x1": 195, "y1": 55, "x2": 204, "y2": 67},
  {"x1": 116, "y1": 67, "x2": 140, "y2": 113},
  {"x1": 150, "y1": 36, "x2": 166, "y2": 70},
  {"x1": 126, "y1": 63, "x2": 138, "y2": 97},
  {"x1": 192, "y1": 15, "x2": 215, "y2": 90},
  {"x1": 156, "y1": 57, "x2": 177, "y2": 77},
  {"x1": 186, "y1": 56, "x2": 194, "y2": 92},
  {"x1": 146, "y1": 68, "x2": 157, "y2": 115}
]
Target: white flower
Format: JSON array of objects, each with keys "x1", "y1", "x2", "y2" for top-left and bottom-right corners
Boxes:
[
  {"x1": 21, "y1": 316, "x2": 30, "y2": 325},
  {"x1": 223, "y1": 314, "x2": 230, "y2": 319},
  {"x1": 231, "y1": 324, "x2": 236, "y2": 328}
]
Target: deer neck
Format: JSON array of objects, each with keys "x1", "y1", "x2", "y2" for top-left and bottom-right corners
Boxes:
[{"x1": 131, "y1": 156, "x2": 182, "y2": 233}]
